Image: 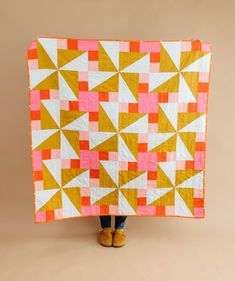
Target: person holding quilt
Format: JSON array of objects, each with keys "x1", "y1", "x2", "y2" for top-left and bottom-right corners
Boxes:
[{"x1": 98, "y1": 216, "x2": 127, "y2": 247}]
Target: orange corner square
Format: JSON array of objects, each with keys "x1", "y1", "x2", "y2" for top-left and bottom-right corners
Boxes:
[
  {"x1": 71, "y1": 159, "x2": 80, "y2": 168},
  {"x1": 129, "y1": 103, "x2": 138, "y2": 113},
  {"x1": 138, "y1": 143, "x2": 147, "y2": 152},
  {"x1": 88, "y1": 51, "x2": 98, "y2": 61},
  {"x1": 150, "y1": 53, "x2": 160, "y2": 63},
  {"x1": 157, "y1": 152, "x2": 167, "y2": 162},
  {"x1": 67, "y1": 39, "x2": 77, "y2": 50},
  {"x1": 158, "y1": 93, "x2": 168, "y2": 103},
  {"x1": 42, "y1": 150, "x2": 51, "y2": 160},
  {"x1": 139, "y1": 83, "x2": 148, "y2": 92},
  {"x1": 130, "y1": 41, "x2": 140, "y2": 52},
  {"x1": 188, "y1": 103, "x2": 197, "y2": 112},
  {"x1": 128, "y1": 162, "x2": 138, "y2": 171}
]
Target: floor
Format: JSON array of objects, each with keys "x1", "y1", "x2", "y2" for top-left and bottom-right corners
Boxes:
[{"x1": 1, "y1": 215, "x2": 233, "y2": 281}]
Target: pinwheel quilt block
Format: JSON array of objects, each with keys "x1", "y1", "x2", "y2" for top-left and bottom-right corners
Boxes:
[{"x1": 27, "y1": 37, "x2": 212, "y2": 222}]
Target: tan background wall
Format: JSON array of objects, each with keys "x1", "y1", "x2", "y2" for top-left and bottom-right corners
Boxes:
[{"x1": 1, "y1": 0, "x2": 234, "y2": 280}]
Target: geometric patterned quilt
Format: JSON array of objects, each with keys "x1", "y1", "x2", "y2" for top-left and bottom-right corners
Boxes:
[{"x1": 27, "y1": 37, "x2": 212, "y2": 222}]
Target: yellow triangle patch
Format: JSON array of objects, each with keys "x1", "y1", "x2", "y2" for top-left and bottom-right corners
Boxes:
[
  {"x1": 40, "y1": 102, "x2": 59, "y2": 130},
  {"x1": 99, "y1": 163, "x2": 117, "y2": 188},
  {"x1": 60, "y1": 110, "x2": 85, "y2": 128},
  {"x1": 62, "y1": 130, "x2": 80, "y2": 157},
  {"x1": 120, "y1": 73, "x2": 139, "y2": 100},
  {"x1": 119, "y1": 112, "x2": 145, "y2": 131},
  {"x1": 91, "y1": 73, "x2": 119, "y2": 92},
  {"x1": 176, "y1": 170, "x2": 201, "y2": 186},
  {"x1": 33, "y1": 71, "x2": 58, "y2": 90},
  {"x1": 150, "y1": 134, "x2": 177, "y2": 152},
  {"x1": 181, "y1": 72, "x2": 199, "y2": 99},
  {"x1": 94, "y1": 189, "x2": 118, "y2": 205},
  {"x1": 119, "y1": 133, "x2": 138, "y2": 158},
  {"x1": 92, "y1": 134, "x2": 118, "y2": 152},
  {"x1": 121, "y1": 189, "x2": 137, "y2": 211},
  {"x1": 63, "y1": 187, "x2": 82, "y2": 213},
  {"x1": 176, "y1": 188, "x2": 194, "y2": 214},
  {"x1": 39, "y1": 190, "x2": 62, "y2": 211},
  {"x1": 119, "y1": 52, "x2": 147, "y2": 71},
  {"x1": 98, "y1": 105, "x2": 117, "y2": 132},
  {"x1": 178, "y1": 132, "x2": 196, "y2": 158},
  {"x1": 152, "y1": 73, "x2": 179, "y2": 93},
  {"x1": 37, "y1": 41, "x2": 57, "y2": 69},
  {"x1": 58, "y1": 49, "x2": 85, "y2": 68},
  {"x1": 61, "y1": 168, "x2": 87, "y2": 187},
  {"x1": 158, "y1": 106, "x2": 176, "y2": 133},
  {"x1": 59, "y1": 70, "x2": 78, "y2": 97},
  {"x1": 42, "y1": 163, "x2": 60, "y2": 189},
  {"x1": 160, "y1": 44, "x2": 178, "y2": 72},
  {"x1": 35, "y1": 131, "x2": 60, "y2": 150},
  {"x1": 180, "y1": 51, "x2": 208, "y2": 70},
  {"x1": 177, "y1": 112, "x2": 204, "y2": 131},
  {"x1": 98, "y1": 43, "x2": 117, "y2": 72},
  {"x1": 149, "y1": 189, "x2": 174, "y2": 206},
  {"x1": 119, "y1": 170, "x2": 144, "y2": 187},
  {"x1": 157, "y1": 165, "x2": 174, "y2": 188}
]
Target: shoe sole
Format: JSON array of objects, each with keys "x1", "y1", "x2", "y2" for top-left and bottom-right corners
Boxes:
[
  {"x1": 112, "y1": 243, "x2": 126, "y2": 248},
  {"x1": 100, "y1": 243, "x2": 112, "y2": 247}
]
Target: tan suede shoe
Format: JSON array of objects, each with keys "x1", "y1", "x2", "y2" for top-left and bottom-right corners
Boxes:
[
  {"x1": 99, "y1": 227, "x2": 112, "y2": 247},
  {"x1": 112, "y1": 229, "x2": 127, "y2": 247}
]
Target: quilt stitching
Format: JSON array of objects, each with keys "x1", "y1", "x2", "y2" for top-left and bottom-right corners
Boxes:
[{"x1": 27, "y1": 37, "x2": 212, "y2": 222}]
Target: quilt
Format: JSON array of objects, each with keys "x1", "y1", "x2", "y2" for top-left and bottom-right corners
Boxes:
[{"x1": 27, "y1": 37, "x2": 212, "y2": 222}]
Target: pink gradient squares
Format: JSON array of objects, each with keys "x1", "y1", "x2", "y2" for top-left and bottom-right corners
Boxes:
[
  {"x1": 79, "y1": 92, "x2": 99, "y2": 111},
  {"x1": 138, "y1": 93, "x2": 158, "y2": 113},
  {"x1": 80, "y1": 150, "x2": 99, "y2": 169},
  {"x1": 138, "y1": 152, "x2": 157, "y2": 171}
]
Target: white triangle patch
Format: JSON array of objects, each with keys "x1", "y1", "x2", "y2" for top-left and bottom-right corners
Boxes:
[
  {"x1": 35, "y1": 189, "x2": 59, "y2": 211},
  {"x1": 174, "y1": 190, "x2": 193, "y2": 217},
  {"x1": 159, "y1": 103, "x2": 178, "y2": 130},
  {"x1": 177, "y1": 171, "x2": 204, "y2": 189},
  {"x1": 178, "y1": 73, "x2": 196, "y2": 102},
  {"x1": 41, "y1": 100, "x2": 60, "y2": 127},
  {"x1": 121, "y1": 172, "x2": 147, "y2": 189},
  {"x1": 121, "y1": 54, "x2": 150, "y2": 73},
  {"x1": 90, "y1": 188, "x2": 116, "y2": 204},
  {"x1": 121, "y1": 115, "x2": 148, "y2": 133},
  {"x1": 118, "y1": 191, "x2": 136, "y2": 215},
  {"x1": 176, "y1": 135, "x2": 193, "y2": 160},
  {"x1": 62, "y1": 190, "x2": 81, "y2": 218},
  {"x1": 29, "y1": 69, "x2": 56, "y2": 90},
  {"x1": 100, "y1": 41, "x2": 119, "y2": 69},
  {"x1": 149, "y1": 72, "x2": 177, "y2": 92},
  {"x1": 118, "y1": 74, "x2": 137, "y2": 102},
  {"x1": 100, "y1": 102, "x2": 118, "y2": 130},
  {"x1": 89, "y1": 132, "x2": 116, "y2": 149},
  {"x1": 179, "y1": 114, "x2": 206, "y2": 132},
  {"x1": 61, "y1": 132, "x2": 79, "y2": 159},
  {"x1": 38, "y1": 38, "x2": 58, "y2": 67},
  {"x1": 118, "y1": 135, "x2": 136, "y2": 162},
  {"x1": 63, "y1": 170, "x2": 89, "y2": 188},
  {"x1": 182, "y1": 53, "x2": 211, "y2": 73},
  {"x1": 60, "y1": 52, "x2": 88, "y2": 71},
  {"x1": 146, "y1": 188, "x2": 173, "y2": 205},
  {"x1": 43, "y1": 159, "x2": 61, "y2": 186},
  {"x1": 62, "y1": 113, "x2": 89, "y2": 131},
  {"x1": 88, "y1": 71, "x2": 116, "y2": 91},
  {"x1": 58, "y1": 72, "x2": 77, "y2": 101},
  {"x1": 32, "y1": 129, "x2": 58, "y2": 149},
  {"x1": 158, "y1": 161, "x2": 176, "y2": 186},
  {"x1": 148, "y1": 133, "x2": 175, "y2": 151},
  {"x1": 161, "y1": 41, "x2": 181, "y2": 69},
  {"x1": 100, "y1": 161, "x2": 118, "y2": 186}
]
